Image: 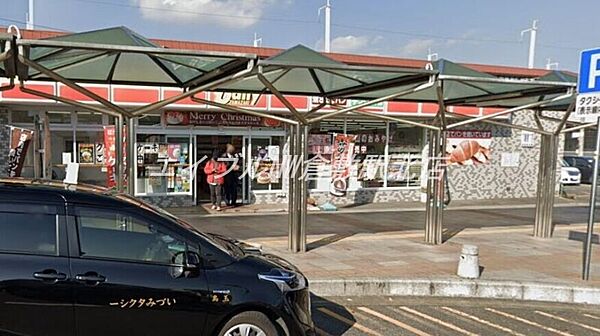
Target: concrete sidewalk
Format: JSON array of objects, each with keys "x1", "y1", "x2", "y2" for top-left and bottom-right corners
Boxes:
[
  {"x1": 243, "y1": 222, "x2": 600, "y2": 285},
  {"x1": 167, "y1": 194, "x2": 590, "y2": 218},
  {"x1": 182, "y1": 205, "x2": 600, "y2": 294}
]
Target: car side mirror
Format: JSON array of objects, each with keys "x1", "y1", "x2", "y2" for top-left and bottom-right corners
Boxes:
[{"x1": 170, "y1": 252, "x2": 201, "y2": 278}]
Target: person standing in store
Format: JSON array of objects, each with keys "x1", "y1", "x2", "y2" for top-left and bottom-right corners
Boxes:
[
  {"x1": 223, "y1": 143, "x2": 241, "y2": 207},
  {"x1": 204, "y1": 149, "x2": 226, "y2": 211}
]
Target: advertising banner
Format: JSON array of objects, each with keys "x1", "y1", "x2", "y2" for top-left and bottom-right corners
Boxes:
[
  {"x1": 163, "y1": 111, "x2": 281, "y2": 127},
  {"x1": 103, "y1": 126, "x2": 127, "y2": 188},
  {"x1": 446, "y1": 130, "x2": 492, "y2": 165},
  {"x1": 7, "y1": 127, "x2": 34, "y2": 177},
  {"x1": 330, "y1": 134, "x2": 356, "y2": 196}
]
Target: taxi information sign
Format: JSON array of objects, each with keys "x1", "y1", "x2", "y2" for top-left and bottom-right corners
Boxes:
[{"x1": 576, "y1": 48, "x2": 600, "y2": 122}]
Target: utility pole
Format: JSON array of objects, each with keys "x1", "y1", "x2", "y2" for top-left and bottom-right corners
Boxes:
[
  {"x1": 318, "y1": 0, "x2": 332, "y2": 52},
  {"x1": 521, "y1": 20, "x2": 538, "y2": 69},
  {"x1": 253, "y1": 33, "x2": 262, "y2": 47},
  {"x1": 545, "y1": 58, "x2": 559, "y2": 70},
  {"x1": 26, "y1": 0, "x2": 35, "y2": 30},
  {"x1": 427, "y1": 48, "x2": 438, "y2": 62}
]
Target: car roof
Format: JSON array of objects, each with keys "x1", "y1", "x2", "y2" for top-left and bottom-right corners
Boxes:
[{"x1": 0, "y1": 178, "x2": 136, "y2": 208}]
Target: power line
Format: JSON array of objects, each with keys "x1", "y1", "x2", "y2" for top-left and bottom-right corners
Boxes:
[
  {"x1": 332, "y1": 23, "x2": 522, "y2": 45},
  {"x1": 53, "y1": 0, "x2": 320, "y2": 25},
  {"x1": 0, "y1": 16, "x2": 69, "y2": 32},
  {"x1": 333, "y1": 22, "x2": 585, "y2": 52}
]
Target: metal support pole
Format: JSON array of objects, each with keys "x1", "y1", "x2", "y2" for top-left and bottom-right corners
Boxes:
[
  {"x1": 290, "y1": 123, "x2": 305, "y2": 252},
  {"x1": 42, "y1": 111, "x2": 51, "y2": 179},
  {"x1": 583, "y1": 116, "x2": 600, "y2": 280},
  {"x1": 287, "y1": 124, "x2": 297, "y2": 252},
  {"x1": 424, "y1": 129, "x2": 444, "y2": 244},
  {"x1": 533, "y1": 133, "x2": 558, "y2": 238},
  {"x1": 115, "y1": 115, "x2": 124, "y2": 192},
  {"x1": 127, "y1": 117, "x2": 136, "y2": 195},
  {"x1": 32, "y1": 114, "x2": 41, "y2": 179},
  {"x1": 298, "y1": 124, "x2": 308, "y2": 252}
]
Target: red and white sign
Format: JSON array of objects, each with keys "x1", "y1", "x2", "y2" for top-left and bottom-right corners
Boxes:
[
  {"x1": 163, "y1": 111, "x2": 281, "y2": 127},
  {"x1": 103, "y1": 126, "x2": 127, "y2": 188},
  {"x1": 330, "y1": 134, "x2": 356, "y2": 196}
]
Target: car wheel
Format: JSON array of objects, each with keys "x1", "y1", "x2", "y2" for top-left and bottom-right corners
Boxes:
[{"x1": 218, "y1": 311, "x2": 278, "y2": 336}]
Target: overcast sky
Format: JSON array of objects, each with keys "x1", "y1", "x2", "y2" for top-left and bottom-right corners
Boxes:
[{"x1": 2, "y1": 0, "x2": 597, "y2": 71}]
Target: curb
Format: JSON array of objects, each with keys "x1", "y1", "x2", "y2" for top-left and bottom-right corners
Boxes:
[{"x1": 309, "y1": 278, "x2": 600, "y2": 305}]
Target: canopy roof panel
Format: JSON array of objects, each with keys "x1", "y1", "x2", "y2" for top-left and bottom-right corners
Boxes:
[
  {"x1": 345, "y1": 59, "x2": 575, "y2": 110},
  {"x1": 219, "y1": 44, "x2": 435, "y2": 98},
  {"x1": 1, "y1": 26, "x2": 576, "y2": 112},
  {"x1": 16, "y1": 26, "x2": 256, "y2": 87}
]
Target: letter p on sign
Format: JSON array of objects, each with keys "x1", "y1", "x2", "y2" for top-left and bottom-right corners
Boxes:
[{"x1": 579, "y1": 48, "x2": 600, "y2": 94}]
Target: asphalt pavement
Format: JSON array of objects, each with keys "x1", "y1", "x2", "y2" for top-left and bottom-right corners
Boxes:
[{"x1": 313, "y1": 296, "x2": 600, "y2": 336}]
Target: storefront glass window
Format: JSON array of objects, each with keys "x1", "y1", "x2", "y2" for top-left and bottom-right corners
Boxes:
[
  {"x1": 48, "y1": 111, "x2": 72, "y2": 124},
  {"x1": 77, "y1": 112, "x2": 103, "y2": 125},
  {"x1": 307, "y1": 118, "x2": 424, "y2": 191},
  {"x1": 138, "y1": 114, "x2": 162, "y2": 126},
  {"x1": 250, "y1": 136, "x2": 283, "y2": 191},
  {"x1": 563, "y1": 131, "x2": 580, "y2": 153},
  {"x1": 135, "y1": 137, "x2": 192, "y2": 196},
  {"x1": 74, "y1": 130, "x2": 106, "y2": 186},
  {"x1": 387, "y1": 125, "x2": 423, "y2": 187},
  {"x1": 307, "y1": 120, "x2": 342, "y2": 191},
  {"x1": 10, "y1": 110, "x2": 37, "y2": 124},
  {"x1": 347, "y1": 120, "x2": 387, "y2": 188}
]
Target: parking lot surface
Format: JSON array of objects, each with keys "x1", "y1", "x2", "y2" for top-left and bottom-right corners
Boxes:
[{"x1": 312, "y1": 296, "x2": 600, "y2": 336}]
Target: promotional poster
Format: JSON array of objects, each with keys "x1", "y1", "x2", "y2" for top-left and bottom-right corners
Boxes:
[
  {"x1": 7, "y1": 127, "x2": 34, "y2": 177},
  {"x1": 446, "y1": 130, "x2": 492, "y2": 165},
  {"x1": 330, "y1": 134, "x2": 356, "y2": 196},
  {"x1": 103, "y1": 126, "x2": 127, "y2": 188}
]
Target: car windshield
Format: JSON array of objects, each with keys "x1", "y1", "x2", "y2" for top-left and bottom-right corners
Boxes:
[
  {"x1": 560, "y1": 159, "x2": 569, "y2": 167},
  {"x1": 116, "y1": 194, "x2": 244, "y2": 257}
]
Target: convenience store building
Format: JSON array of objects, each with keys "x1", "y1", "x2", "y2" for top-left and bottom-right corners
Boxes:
[{"x1": 0, "y1": 27, "x2": 574, "y2": 209}]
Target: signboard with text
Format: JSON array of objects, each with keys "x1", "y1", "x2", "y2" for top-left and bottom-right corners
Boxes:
[
  {"x1": 576, "y1": 48, "x2": 600, "y2": 122},
  {"x1": 163, "y1": 111, "x2": 281, "y2": 127}
]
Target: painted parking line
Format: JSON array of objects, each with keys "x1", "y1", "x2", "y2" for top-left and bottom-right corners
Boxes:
[
  {"x1": 535, "y1": 310, "x2": 600, "y2": 334},
  {"x1": 397, "y1": 306, "x2": 477, "y2": 336},
  {"x1": 486, "y1": 308, "x2": 575, "y2": 336},
  {"x1": 441, "y1": 306, "x2": 526, "y2": 336},
  {"x1": 357, "y1": 306, "x2": 431, "y2": 336},
  {"x1": 317, "y1": 307, "x2": 383, "y2": 336},
  {"x1": 584, "y1": 313, "x2": 600, "y2": 320}
]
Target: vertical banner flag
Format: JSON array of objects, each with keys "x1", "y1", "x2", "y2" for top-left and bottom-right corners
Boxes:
[
  {"x1": 330, "y1": 133, "x2": 356, "y2": 196},
  {"x1": 7, "y1": 127, "x2": 34, "y2": 177},
  {"x1": 103, "y1": 126, "x2": 127, "y2": 188}
]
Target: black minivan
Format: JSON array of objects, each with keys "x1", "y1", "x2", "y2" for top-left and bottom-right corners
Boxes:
[{"x1": 0, "y1": 179, "x2": 314, "y2": 336}]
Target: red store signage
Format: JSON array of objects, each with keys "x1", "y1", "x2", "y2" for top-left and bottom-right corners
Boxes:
[{"x1": 163, "y1": 111, "x2": 281, "y2": 127}]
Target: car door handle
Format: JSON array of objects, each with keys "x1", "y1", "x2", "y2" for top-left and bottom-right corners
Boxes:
[
  {"x1": 33, "y1": 270, "x2": 67, "y2": 282},
  {"x1": 75, "y1": 273, "x2": 106, "y2": 284}
]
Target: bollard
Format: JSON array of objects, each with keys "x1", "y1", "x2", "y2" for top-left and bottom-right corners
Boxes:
[{"x1": 457, "y1": 244, "x2": 480, "y2": 279}]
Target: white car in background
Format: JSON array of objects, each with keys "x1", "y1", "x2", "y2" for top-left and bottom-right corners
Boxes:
[{"x1": 560, "y1": 159, "x2": 581, "y2": 185}]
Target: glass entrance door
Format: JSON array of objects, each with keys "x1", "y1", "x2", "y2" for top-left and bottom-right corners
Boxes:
[{"x1": 195, "y1": 135, "x2": 246, "y2": 204}]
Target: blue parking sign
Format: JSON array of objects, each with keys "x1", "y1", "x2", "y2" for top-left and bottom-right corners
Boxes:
[{"x1": 579, "y1": 48, "x2": 600, "y2": 93}]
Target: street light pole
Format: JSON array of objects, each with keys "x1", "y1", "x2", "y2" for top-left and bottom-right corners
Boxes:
[
  {"x1": 26, "y1": 0, "x2": 35, "y2": 30},
  {"x1": 319, "y1": 0, "x2": 332, "y2": 52},
  {"x1": 583, "y1": 116, "x2": 600, "y2": 280},
  {"x1": 521, "y1": 20, "x2": 538, "y2": 69}
]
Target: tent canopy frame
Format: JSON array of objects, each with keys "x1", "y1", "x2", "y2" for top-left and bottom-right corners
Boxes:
[{"x1": 0, "y1": 26, "x2": 580, "y2": 252}]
